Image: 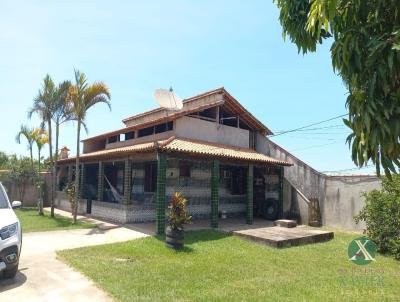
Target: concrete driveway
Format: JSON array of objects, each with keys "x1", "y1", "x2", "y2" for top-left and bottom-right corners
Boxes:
[{"x1": 0, "y1": 219, "x2": 148, "y2": 302}]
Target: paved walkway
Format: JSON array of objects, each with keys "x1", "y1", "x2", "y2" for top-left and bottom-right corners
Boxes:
[{"x1": 0, "y1": 210, "x2": 148, "y2": 302}]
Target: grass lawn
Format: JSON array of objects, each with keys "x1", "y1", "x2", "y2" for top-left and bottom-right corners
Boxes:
[
  {"x1": 57, "y1": 230, "x2": 400, "y2": 302},
  {"x1": 15, "y1": 208, "x2": 95, "y2": 233}
]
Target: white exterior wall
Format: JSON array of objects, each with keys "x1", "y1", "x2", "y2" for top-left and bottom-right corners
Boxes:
[{"x1": 175, "y1": 116, "x2": 249, "y2": 148}]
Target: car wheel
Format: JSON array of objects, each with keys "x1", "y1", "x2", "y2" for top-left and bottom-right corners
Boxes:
[{"x1": 3, "y1": 265, "x2": 18, "y2": 278}]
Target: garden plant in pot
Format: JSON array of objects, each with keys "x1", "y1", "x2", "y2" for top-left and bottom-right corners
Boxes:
[{"x1": 165, "y1": 192, "x2": 192, "y2": 249}]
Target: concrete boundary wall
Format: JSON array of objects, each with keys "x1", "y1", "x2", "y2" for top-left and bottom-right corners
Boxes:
[
  {"x1": 257, "y1": 135, "x2": 381, "y2": 231},
  {"x1": 0, "y1": 172, "x2": 51, "y2": 207}
]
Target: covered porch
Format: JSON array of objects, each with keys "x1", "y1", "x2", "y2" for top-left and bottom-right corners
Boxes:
[{"x1": 56, "y1": 137, "x2": 292, "y2": 234}]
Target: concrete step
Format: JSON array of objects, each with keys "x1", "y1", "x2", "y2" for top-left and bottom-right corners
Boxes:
[
  {"x1": 274, "y1": 219, "x2": 297, "y2": 228},
  {"x1": 233, "y1": 226, "x2": 334, "y2": 248}
]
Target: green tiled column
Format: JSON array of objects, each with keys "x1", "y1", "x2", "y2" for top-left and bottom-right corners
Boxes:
[
  {"x1": 97, "y1": 161, "x2": 104, "y2": 201},
  {"x1": 67, "y1": 165, "x2": 73, "y2": 184},
  {"x1": 211, "y1": 159, "x2": 220, "y2": 228},
  {"x1": 278, "y1": 166, "x2": 284, "y2": 218},
  {"x1": 246, "y1": 164, "x2": 254, "y2": 224},
  {"x1": 156, "y1": 152, "x2": 167, "y2": 235},
  {"x1": 79, "y1": 164, "x2": 85, "y2": 199},
  {"x1": 123, "y1": 159, "x2": 132, "y2": 204}
]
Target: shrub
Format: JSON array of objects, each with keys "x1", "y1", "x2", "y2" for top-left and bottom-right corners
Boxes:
[
  {"x1": 355, "y1": 176, "x2": 400, "y2": 260},
  {"x1": 64, "y1": 182, "x2": 77, "y2": 219},
  {"x1": 167, "y1": 192, "x2": 192, "y2": 231}
]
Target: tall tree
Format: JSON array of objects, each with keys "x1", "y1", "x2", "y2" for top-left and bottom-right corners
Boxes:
[
  {"x1": 33, "y1": 129, "x2": 48, "y2": 216},
  {"x1": 33, "y1": 128, "x2": 48, "y2": 172},
  {"x1": 66, "y1": 70, "x2": 111, "y2": 223},
  {"x1": 53, "y1": 81, "x2": 72, "y2": 191},
  {"x1": 29, "y1": 74, "x2": 57, "y2": 217},
  {"x1": 274, "y1": 0, "x2": 400, "y2": 176},
  {"x1": 15, "y1": 125, "x2": 35, "y2": 170}
]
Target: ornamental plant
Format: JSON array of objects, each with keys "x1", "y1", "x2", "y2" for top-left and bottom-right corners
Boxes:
[
  {"x1": 167, "y1": 192, "x2": 192, "y2": 231},
  {"x1": 64, "y1": 182, "x2": 77, "y2": 221}
]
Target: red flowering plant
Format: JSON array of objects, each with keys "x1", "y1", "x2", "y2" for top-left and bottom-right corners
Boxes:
[{"x1": 167, "y1": 192, "x2": 192, "y2": 231}]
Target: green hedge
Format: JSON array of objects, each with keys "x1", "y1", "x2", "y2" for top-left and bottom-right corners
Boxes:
[{"x1": 355, "y1": 176, "x2": 400, "y2": 260}]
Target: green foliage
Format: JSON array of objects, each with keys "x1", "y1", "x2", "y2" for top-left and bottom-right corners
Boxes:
[
  {"x1": 274, "y1": 0, "x2": 400, "y2": 176},
  {"x1": 0, "y1": 151, "x2": 8, "y2": 169},
  {"x1": 355, "y1": 176, "x2": 400, "y2": 260},
  {"x1": 5, "y1": 155, "x2": 38, "y2": 204},
  {"x1": 15, "y1": 124, "x2": 36, "y2": 169},
  {"x1": 167, "y1": 192, "x2": 192, "y2": 230},
  {"x1": 64, "y1": 182, "x2": 77, "y2": 220}
]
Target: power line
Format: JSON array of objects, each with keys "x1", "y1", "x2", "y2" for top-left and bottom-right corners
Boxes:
[
  {"x1": 274, "y1": 124, "x2": 346, "y2": 133},
  {"x1": 283, "y1": 135, "x2": 344, "y2": 141},
  {"x1": 322, "y1": 164, "x2": 375, "y2": 174},
  {"x1": 291, "y1": 142, "x2": 337, "y2": 151},
  {"x1": 293, "y1": 125, "x2": 346, "y2": 132},
  {"x1": 281, "y1": 131, "x2": 349, "y2": 135},
  {"x1": 270, "y1": 114, "x2": 347, "y2": 137}
]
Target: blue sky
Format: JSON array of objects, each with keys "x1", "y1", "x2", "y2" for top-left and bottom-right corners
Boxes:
[{"x1": 0, "y1": 0, "x2": 372, "y2": 173}]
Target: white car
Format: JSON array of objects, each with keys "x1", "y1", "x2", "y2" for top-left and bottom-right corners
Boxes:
[{"x1": 0, "y1": 182, "x2": 22, "y2": 279}]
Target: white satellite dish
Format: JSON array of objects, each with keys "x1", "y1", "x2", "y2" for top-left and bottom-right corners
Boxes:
[{"x1": 154, "y1": 87, "x2": 183, "y2": 111}]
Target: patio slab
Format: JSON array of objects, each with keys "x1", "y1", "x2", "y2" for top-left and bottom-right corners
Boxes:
[{"x1": 233, "y1": 226, "x2": 334, "y2": 248}]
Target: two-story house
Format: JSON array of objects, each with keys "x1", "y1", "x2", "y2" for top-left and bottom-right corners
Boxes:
[{"x1": 56, "y1": 87, "x2": 292, "y2": 234}]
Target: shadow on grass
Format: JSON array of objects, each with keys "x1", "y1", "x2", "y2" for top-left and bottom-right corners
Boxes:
[
  {"x1": 16, "y1": 208, "x2": 94, "y2": 229},
  {"x1": 154, "y1": 229, "x2": 231, "y2": 251}
]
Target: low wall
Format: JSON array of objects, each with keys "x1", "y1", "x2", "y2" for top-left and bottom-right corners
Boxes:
[
  {"x1": 55, "y1": 191, "x2": 246, "y2": 224},
  {"x1": 323, "y1": 175, "x2": 381, "y2": 230},
  {"x1": 0, "y1": 172, "x2": 51, "y2": 207}
]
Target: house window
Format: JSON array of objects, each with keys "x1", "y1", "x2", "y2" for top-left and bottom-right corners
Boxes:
[
  {"x1": 144, "y1": 162, "x2": 157, "y2": 192},
  {"x1": 138, "y1": 126, "x2": 154, "y2": 137},
  {"x1": 108, "y1": 135, "x2": 120, "y2": 143},
  {"x1": 179, "y1": 162, "x2": 191, "y2": 177},
  {"x1": 124, "y1": 131, "x2": 135, "y2": 140},
  {"x1": 155, "y1": 121, "x2": 173, "y2": 134}
]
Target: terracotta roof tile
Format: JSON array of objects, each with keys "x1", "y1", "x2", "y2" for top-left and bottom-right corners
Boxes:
[
  {"x1": 161, "y1": 138, "x2": 292, "y2": 166},
  {"x1": 58, "y1": 136, "x2": 292, "y2": 166},
  {"x1": 57, "y1": 141, "x2": 158, "y2": 163}
]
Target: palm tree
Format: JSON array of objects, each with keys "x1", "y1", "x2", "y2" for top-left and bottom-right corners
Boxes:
[
  {"x1": 32, "y1": 129, "x2": 48, "y2": 216},
  {"x1": 33, "y1": 128, "x2": 49, "y2": 172},
  {"x1": 15, "y1": 125, "x2": 35, "y2": 170},
  {"x1": 66, "y1": 69, "x2": 111, "y2": 223},
  {"x1": 28, "y1": 74, "x2": 57, "y2": 217},
  {"x1": 52, "y1": 81, "x2": 72, "y2": 191}
]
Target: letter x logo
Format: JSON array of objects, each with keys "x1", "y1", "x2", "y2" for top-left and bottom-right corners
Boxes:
[{"x1": 348, "y1": 237, "x2": 377, "y2": 265}]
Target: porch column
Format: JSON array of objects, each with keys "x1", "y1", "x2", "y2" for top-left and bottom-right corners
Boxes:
[
  {"x1": 123, "y1": 159, "x2": 132, "y2": 204},
  {"x1": 97, "y1": 161, "x2": 104, "y2": 201},
  {"x1": 67, "y1": 165, "x2": 73, "y2": 184},
  {"x1": 246, "y1": 164, "x2": 254, "y2": 225},
  {"x1": 278, "y1": 166, "x2": 284, "y2": 218},
  {"x1": 156, "y1": 152, "x2": 167, "y2": 235},
  {"x1": 211, "y1": 159, "x2": 220, "y2": 228}
]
